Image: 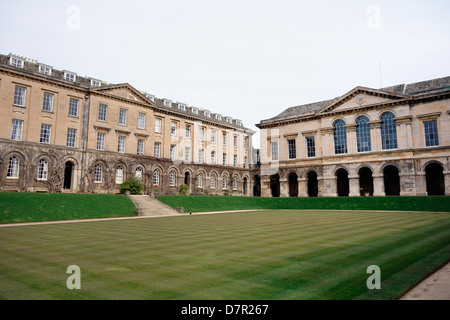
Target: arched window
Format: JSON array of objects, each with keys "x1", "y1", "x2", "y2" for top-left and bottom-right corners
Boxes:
[
  {"x1": 153, "y1": 169, "x2": 160, "y2": 186},
  {"x1": 356, "y1": 116, "x2": 371, "y2": 152},
  {"x1": 233, "y1": 177, "x2": 238, "y2": 190},
  {"x1": 169, "y1": 171, "x2": 176, "y2": 187},
  {"x1": 135, "y1": 167, "x2": 143, "y2": 181},
  {"x1": 197, "y1": 174, "x2": 203, "y2": 188},
  {"x1": 116, "y1": 166, "x2": 124, "y2": 184},
  {"x1": 94, "y1": 164, "x2": 103, "y2": 183},
  {"x1": 381, "y1": 112, "x2": 398, "y2": 150},
  {"x1": 210, "y1": 175, "x2": 216, "y2": 189},
  {"x1": 7, "y1": 156, "x2": 19, "y2": 178},
  {"x1": 222, "y1": 176, "x2": 227, "y2": 190},
  {"x1": 37, "y1": 159, "x2": 48, "y2": 181},
  {"x1": 334, "y1": 120, "x2": 348, "y2": 154}
]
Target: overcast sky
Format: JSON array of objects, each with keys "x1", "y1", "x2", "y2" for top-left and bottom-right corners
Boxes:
[{"x1": 1, "y1": 0, "x2": 449, "y2": 147}]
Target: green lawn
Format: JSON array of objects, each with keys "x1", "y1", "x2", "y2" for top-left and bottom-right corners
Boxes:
[
  {"x1": 156, "y1": 195, "x2": 450, "y2": 213},
  {"x1": 0, "y1": 193, "x2": 136, "y2": 224},
  {"x1": 1, "y1": 210, "x2": 450, "y2": 300}
]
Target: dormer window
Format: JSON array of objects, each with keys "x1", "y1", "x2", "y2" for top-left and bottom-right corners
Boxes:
[
  {"x1": 90, "y1": 79, "x2": 102, "y2": 87},
  {"x1": 9, "y1": 56, "x2": 24, "y2": 68},
  {"x1": 216, "y1": 114, "x2": 222, "y2": 121},
  {"x1": 39, "y1": 65, "x2": 52, "y2": 76},
  {"x1": 178, "y1": 104, "x2": 186, "y2": 111},
  {"x1": 236, "y1": 120, "x2": 242, "y2": 126},
  {"x1": 164, "y1": 100, "x2": 172, "y2": 108},
  {"x1": 226, "y1": 117, "x2": 233, "y2": 124},
  {"x1": 191, "y1": 107, "x2": 199, "y2": 114},
  {"x1": 204, "y1": 111, "x2": 211, "y2": 118},
  {"x1": 64, "y1": 71, "x2": 76, "y2": 82},
  {"x1": 146, "y1": 94, "x2": 155, "y2": 102}
]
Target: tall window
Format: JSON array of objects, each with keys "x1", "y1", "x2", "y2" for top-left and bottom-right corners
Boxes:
[
  {"x1": 66, "y1": 128, "x2": 77, "y2": 148},
  {"x1": 171, "y1": 121, "x2": 177, "y2": 136},
  {"x1": 185, "y1": 147, "x2": 191, "y2": 162},
  {"x1": 380, "y1": 112, "x2": 398, "y2": 150},
  {"x1": 155, "y1": 118, "x2": 162, "y2": 133},
  {"x1": 233, "y1": 155, "x2": 238, "y2": 167},
  {"x1": 271, "y1": 141, "x2": 279, "y2": 161},
  {"x1": 137, "y1": 139, "x2": 145, "y2": 155},
  {"x1": 356, "y1": 116, "x2": 371, "y2": 152},
  {"x1": 233, "y1": 136, "x2": 238, "y2": 148},
  {"x1": 211, "y1": 151, "x2": 216, "y2": 164},
  {"x1": 233, "y1": 177, "x2": 238, "y2": 190},
  {"x1": 244, "y1": 157, "x2": 248, "y2": 169},
  {"x1": 243, "y1": 137, "x2": 247, "y2": 149},
  {"x1": 115, "y1": 166, "x2": 124, "y2": 184},
  {"x1": 118, "y1": 136, "x2": 126, "y2": 153},
  {"x1": 119, "y1": 109, "x2": 127, "y2": 125},
  {"x1": 210, "y1": 175, "x2": 216, "y2": 189},
  {"x1": 198, "y1": 149, "x2": 204, "y2": 164},
  {"x1": 135, "y1": 167, "x2": 143, "y2": 181},
  {"x1": 138, "y1": 113, "x2": 146, "y2": 129},
  {"x1": 169, "y1": 171, "x2": 176, "y2": 187},
  {"x1": 68, "y1": 98, "x2": 79, "y2": 117},
  {"x1": 199, "y1": 127, "x2": 204, "y2": 142},
  {"x1": 223, "y1": 153, "x2": 227, "y2": 166},
  {"x1": 170, "y1": 145, "x2": 177, "y2": 160},
  {"x1": 97, "y1": 132, "x2": 106, "y2": 151},
  {"x1": 211, "y1": 130, "x2": 216, "y2": 144},
  {"x1": 186, "y1": 125, "x2": 191, "y2": 139},
  {"x1": 153, "y1": 169, "x2": 160, "y2": 185},
  {"x1": 40, "y1": 124, "x2": 51, "y2": 144},
  {"x1": 94, "y1": 164, "x2": 103, "y2": 183},
  {"x1": 98, "y1": 104, "x2": 107, "y2": 121},
  {"x1": 223, "y1": 132, "x2": 227, "y2": 146},
  {"x1": 306, "y1": 136, "x2": 316, "y2": 158},
  {"x1": 10, "y1": 119, "x2": 23, "y2": 141},
  {"x1": 37, "y1": 159, "x2": 48, "y2": 181},
  {"x1": 154, "y1": 142, "x2": 161, "y2": 158},
  {"x1": 13, "y1": 86, "x2": 26, "y2": 106},
  {"x1": 222, "y1": 176, "x2": 227, "y2": 190},
  {"x1": 42, "y1": 92, "x2": 54, "y2": 112},
  {"x1": 7, "y1": 156, "x2": 19, "y2": 178},
  {"x1": 334, "y1": 120, "x2": 348, "y2": 154},
  {"x1": 424, "y1": 120, "x2": 439, "y2": 147},
  {"x1": 197, "y1": 174, "x2": 203, "y2": 188},
  {"x1": 288, "y1": 139, "x2": 296, "y2": 160}
]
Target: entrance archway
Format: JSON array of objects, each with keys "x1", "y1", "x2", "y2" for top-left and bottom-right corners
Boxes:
[
  {"x1": 307, "y1": 171, "x2": 318, "y2": 197},
  {"x1": 288, "y1": 172, "x2": 298, "y2": 197},
  {"x1": 426, "y1": 163, "x2": 445, "y2": 196},
  {"x1": 64, "y1": 161, "x2": 74, "y2": 190},
  {"x1": 336, "y1": 168, "x2": 349, "y2": 197},
  {"x1": 359, "y1": 167, "x2": 374, "y2": 196},
  {"x1": 184, "y1": 172, "x2": 190, "y2": 187},
  {"x1": 270, "y1": 174, "x2": 280, "y2": 198},
  {"x1": 384, "y1": 165, "x2": 400, "y2": 196},
  {"x1": 253, "y1": 175, "x2": 261, "y2": 197},
  {"x1": 243, "y1": 177, "x2": 248, "y2": 196}
]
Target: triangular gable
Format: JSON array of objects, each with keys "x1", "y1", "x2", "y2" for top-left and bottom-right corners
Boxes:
[
  {"x1": 316, "y1": 87, "x2": 411, "y2": 114},
  {"x1": 91, "y1": 83, "x2": 152, "y2": 104}
]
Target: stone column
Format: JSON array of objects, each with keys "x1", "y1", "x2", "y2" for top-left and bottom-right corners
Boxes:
[
  {"x1": 261, "y1": 177, "x2": 271, "y2": 197},
  {"x1": 373, "y1": 174, "x2": 385, "y2": 197},
  {"x1": 280, "y1": 178, "x2": 288, "y2": 198},
  {"x1": 298, "y1": 177, "x2": 308, "y2": 198},
  {"x1": 370, "y1": 121, "x2": 382, "y2": 152},
  {"x1": 445, "y1": 172, "x2": 450, "y2": 196},
  {"x1": 400, "y1": 173, "x2": 417, "y2": 196},
  {"x1": 346, "y1": 125, "x2": 357, "y2": 154},
  {"x1": 415, "y1": 173, "x2": 427, "y2": 196},
  {"x1": 349, "y1": 175, "x2": 360, "y2": 197},
  {"x1": 322, "y1": 176, "x2": 338, "y2": 197}
]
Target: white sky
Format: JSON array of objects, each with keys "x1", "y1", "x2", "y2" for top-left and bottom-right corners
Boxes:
[{"x1": 1, "y1": 0, "x2": 449, "y2": 147}]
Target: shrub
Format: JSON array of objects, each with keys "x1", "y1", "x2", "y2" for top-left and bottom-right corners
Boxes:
[
  {"x1": 179, "y1": 184, "x2": 188, "y2": 195},
  {"x1": 120, "y1": 176, "x2": 144, "y2": 195}
]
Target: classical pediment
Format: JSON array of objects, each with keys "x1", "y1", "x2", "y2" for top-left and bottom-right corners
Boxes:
[
  {"x1": 91, "y1": 83, "x2": 151, "y2": 104},
  {"x1": 317, "y1": 87, "x2": 411, "y2": 115}
]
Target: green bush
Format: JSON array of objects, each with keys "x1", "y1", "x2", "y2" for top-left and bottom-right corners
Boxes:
[
  {"x1": 120, "y1": 176, "x2": 144, "y2": 195},
  {"x1": 179, "y1": 184, "x2": 188, "y2": 195}
]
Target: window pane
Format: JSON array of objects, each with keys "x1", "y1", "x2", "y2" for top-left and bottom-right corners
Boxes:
[
  {"x1": 334, "y1": 120, "x2": 348, "y2": 154},
  {"x1": 306, "y1": 137, "x2": 316, "y2": 158},
  {"x1": 271, "y1": 141, "x2": 279, "y2": 161},
  {"x1": 97, "y1": 132, "x2": 105, "y2": 150},
  {"x1": 43, "y1": 93, "x2": 54, "y2": 112},
  {"x1": 98, "y1": 104, "x2": 107, "y2": 121},
  {"x1": 10, "y1": 119, "x2": 23, "y2": 141},
  {"x1": 381, "y1": 112, "x2": 398, "y2": 150},
  {"x1": 288, "y1": 139, "x2": 296, "y2": 160},
  {"x1": 69, "y1": 98, "x2": 79, "y2": 117},
  {"x1": 356, "y1": 116, "x2": 372, "y2": 152},
  {"x1": 67, "y1": 128, "x2": 76, "y2": 148},
  {"x1": 14, "y1": 86, "x2": 26, "y2": 106},
  {"x1": 7, "y1": 157, "x2": 20, "y2": 178},
  {"x1": 424, "y1": 120, "x2": 439, "y2": 147},
  {"x1": 40, "y1": 124, "x2": 51, "y2": 144}
]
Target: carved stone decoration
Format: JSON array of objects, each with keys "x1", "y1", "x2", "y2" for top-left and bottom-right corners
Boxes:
[{"x1": 45, "y1": 150, "x2": 65, "y2": 193}]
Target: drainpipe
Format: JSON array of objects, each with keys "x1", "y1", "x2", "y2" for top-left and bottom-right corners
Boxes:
[{"x1": 80, "y1": 93, "x2": 90, "y2": 192}]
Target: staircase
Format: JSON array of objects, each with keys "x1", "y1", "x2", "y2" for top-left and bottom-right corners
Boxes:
[{"x1": 128, "y1": 195, "x2": 180, "y2": 217}]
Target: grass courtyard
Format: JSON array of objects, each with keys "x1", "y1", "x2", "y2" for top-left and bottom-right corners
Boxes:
[{"x1": 1, "y1": 209, "x2": 450, "y2": 300}]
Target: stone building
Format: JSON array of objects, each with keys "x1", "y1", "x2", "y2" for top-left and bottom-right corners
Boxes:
[
  {"x1": 256, "y1": 76, "x2": 450, "y2": 197},
  {"x1": 0, "y1": 53, "x2": 255, "y2": 195}
]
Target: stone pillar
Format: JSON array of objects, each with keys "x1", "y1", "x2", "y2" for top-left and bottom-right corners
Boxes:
[
  {"x1": 370, "y1": 121, "x2": 382, "y2": 152},
  {"x1": 298, "y1": 177, "x2": 308, "y2": 198},
  {"x1": 415, "y1": 173, "x2": 427, "y2": 196},
  {"x1": 445, "y1": 172, "x2": 450, "y2": 196},
  {"x1": 373, "y1": 174, "x2": 385, "y2": 197},
  {"x1": 261, "y1": 178, "x2": 271, "y2": 197},
  {"x1": 280, "y1": 178, "x2": 288, "y2": 198},
  {"x1": 349, "y1": 175, "x2": 360, "y2": 197},
  {"x1": 400, "y1": 173, "x2": 417, "y2": 196},
  {"x1": 322, "y1": 176, "x2": 338, "y2": 197},
  {"x1": 346, "y1": 125, "x2": 357, "y2": 154}
]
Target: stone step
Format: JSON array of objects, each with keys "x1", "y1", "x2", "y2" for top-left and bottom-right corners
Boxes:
[{"x1": 128, "y1": 195, "x2": 180, "y2": 217}]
